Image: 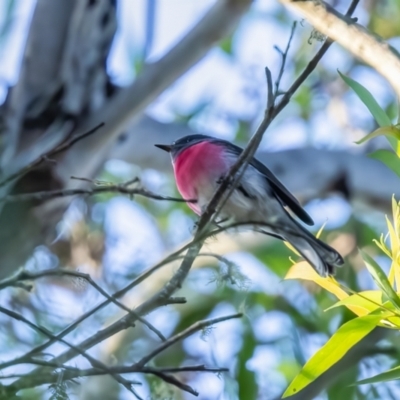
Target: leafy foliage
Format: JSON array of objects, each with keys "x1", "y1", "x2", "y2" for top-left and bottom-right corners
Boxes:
[{"x1": 283, "y1": 76, "x2": 400, "y2": 396}]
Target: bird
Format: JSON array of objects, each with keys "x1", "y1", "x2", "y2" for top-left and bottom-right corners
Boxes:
[{"x1": 155, "y1": 134, "x2": 344, "y2": 276}]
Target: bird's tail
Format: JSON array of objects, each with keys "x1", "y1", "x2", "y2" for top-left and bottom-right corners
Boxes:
[{"x1": 277, "y1": 215, "x2": 344, "y2": 277}]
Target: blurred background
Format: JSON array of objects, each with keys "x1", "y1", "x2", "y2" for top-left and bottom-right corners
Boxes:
[{"x1": 0, "y1": 0, "x2": 400, "y2": 399}]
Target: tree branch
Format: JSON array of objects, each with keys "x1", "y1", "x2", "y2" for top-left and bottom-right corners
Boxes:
[
  {"x1": 0, "y1": 176, "x2": 193, "y2": 205},
  {"x1": 0, "y1": 306, "x2": 138, "y2": 395},
  {"x1": 2, "y1": 312, "x2": 240, "y2": 393},
  {"x1": 0, "y1": 123, "x2": 104, "y2": 188},
  {"x1": 0, "y1": 268, "x2": 166, "y2": 342},
  {"x1": 279, "y1": 0, "x2": 400, "y2": 97},
  {"x1": 135, "y1": 313, "x2": 242, "y2": 368}
]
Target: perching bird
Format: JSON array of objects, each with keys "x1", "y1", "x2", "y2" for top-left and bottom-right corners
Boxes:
[{"x1": 155, "y1": 134, "x2": 343, "y2": 276}]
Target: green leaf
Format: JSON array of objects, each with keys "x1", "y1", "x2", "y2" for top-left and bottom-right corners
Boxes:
[
  {"x1": 354, "y1": 364, "x2": 400, "y2": 385},
  {"x1": 356, "y1": 126, "x2": 400, "y2": 145},
  {"x1": 369, "y1": 149, "x2": 400, "y2": 178},
  {"x1": 338, "y1": 71, "x2": 399, "y2": 152},
  {"x1": 282, "y1": 314, "x2": 384, "y2": 398},
  {"x1": 325, "y1": 290, "x2": 383, "y2": 316},
  {"x1": 338, "y1": 71, "x2": 391, "y2": 127},
  {"x1": 360, "y1": 250, "x2": 400, "y2": 310}
]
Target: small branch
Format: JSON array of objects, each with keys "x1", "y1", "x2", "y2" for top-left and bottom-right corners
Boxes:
[
  {"x1": 0, "y1": 226, "x2": 239, "y2": 371},
  {"x1": 279, "y1": 0, "x2": 400, "y2": 97},
  {"x1": 0, "y1": 268, "x2": 166, "y2": 342},
  {"x1": 0, "y1": 123, "x2": 105, "y2": 188},
  {"x1": 274, "y1": 21, "x2": 297, "y2": 99},
  {"x1": 0, "y1": 177, "x2": 194, "y2": 204},
  {"x1": 165, "y1": 296, "x2": 187, "y2": 304},
  {"x1": 51, "y1": 123, "x2": 105, "y2": 157},
  {"x1": 0, "y1": 362, "x2": 227, "y2": 395},
  {"x1": 0, "y1": 306, "x2": 136, "y2": 393},
  {"x1": 148, "y1": 371, "x2": 197, "y2": 396},
  {"x1": 135, "y1": 313, "x2": 242, "y2": 368},
  {"x1": 0, "y1": 363, "x2": 226, "y2": 379},
  {"x1": 265, "y1": 67, "x2": 274, "y2": 110},
  {"x1": 272, "y1": 0, "x2": 360, "y2": 118}
]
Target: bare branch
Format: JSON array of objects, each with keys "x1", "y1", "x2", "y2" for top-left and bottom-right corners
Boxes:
[
  {"x1": 0, "y1": 228, "x2": 238, "y2": 372},
  {"x1": 273, "y1": 0, "x2": 360, "y2": 118},
  {"x1": 0, "y1": 176, "x2": 194, "y2": 205},
  {"x1": 0, "y1": 123, "x2": 105, "y2": 188},
  {"x1": 0, "y1": 362, "x2": 227, "y2": 397},
  {"x1": 0, "y1": 363, "x2": 226, "y2": 380},
  {"x1": 0, "y1": 268, "x2": 166, "y2": 342},
  {"x1": 0, "y1": 306, "x2": 137, "y2": 394},
  {"x1": 274, "y1": 21, "x2": 297, "y2": 98},
  {"x1": 279, "y1": 0, "x2": 400, "y2": 97},
  {"x1": 136, "y1": 313, "x2": 243, "y2": 367},
  {"x1": 0, "y1": 312, "x2": 238, "y2": 396}
]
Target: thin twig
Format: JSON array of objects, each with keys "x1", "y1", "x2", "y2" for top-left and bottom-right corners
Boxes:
[
  {"x1": 0, "y1": 306, "x2": 139, "y2": 394},
  {"x1": 0, "y1": 363, "x2": 226, "y2": 380},
  {"x1": 266, "y1": 67, "x2": 274, "y2": 110},
  {"x1": 0, "y1": 311, "x2": 238, "y2": 396},
  {"x1": 272, "y1": 0, "x2": 360, "y2": 119},
  {"x1": 148, "y1": 371, "x2": 197, "y2": 396},
  {"x1": 0, "y1": 123, "x2": 105, "y2": 188},
  {"x1": 0, "y1": 218, "x2": 327, "y2": 378},
  {"x1": 274, "y1": 21, "x2": 297, "y2": 99},
  {"x1": 136, "y1": 313, "x2": 242, "y2": 367},
  {"x1": 0, "y1": 177, "x2": 194, "y2": 204},
  {"x1": 0, "y1": 226, "x2": 242, "y2": 371},
  {"x1": 0, "y1": 362, "x2": 226, "y2": 396},
  {"x1": 0, "y1": 268, "x2": 166, "y2": 342}
]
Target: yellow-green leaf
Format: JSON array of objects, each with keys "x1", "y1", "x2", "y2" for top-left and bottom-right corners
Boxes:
[
  {"x1": 387, "y1": 213, "x2": 399, "y2": 258},
  {"x1": 373, "y1": 235, "x2": 391, "y2": 258},
  {"x1": 338, "y1": 71, "x2": 398, "y2": 152},
  {"x1": 385, "y1": 211, "x2": 400, "y2": 289},
  {"x1": 356, "y1": 126, "x2": 400, "y2": 145},
  {"x1": 316, "y1": 222, "x2": 327, "y2": 239},
  {"x1": 325, "y1": 291, "x2": 382, "y2": 316},
  {"x1": 360, "y1": 250, "x2": 400, "y2": 310},
  {"x1": 285, "y1": 261, "x2": 348, "y2": 300},
  {"x1": 392, "y1": 196, "x2": 400, "y2": 235},
  {"x1": 338, "y1": 71, "x2": 391, "y2": 127},
  {"x1": 354, "y1": 364, "x2": 400, "y2": 386},
  {"x1": 369, "y1": 149, "x2": 400, "y2": 177},
  {"x1": 282, "y1": 314, "x2": 385, "y2": 398}
]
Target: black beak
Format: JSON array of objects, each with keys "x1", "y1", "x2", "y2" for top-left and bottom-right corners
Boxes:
[{"x1": 154, "y1": 144, "x2": 172, "y2": 152}]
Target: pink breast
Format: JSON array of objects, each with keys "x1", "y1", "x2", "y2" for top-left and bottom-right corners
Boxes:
[{"x1": 173, "y1": 142, "x2": 228, "y2": 215}]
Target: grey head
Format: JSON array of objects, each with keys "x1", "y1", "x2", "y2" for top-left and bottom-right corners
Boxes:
[{"x1": 154, "y1": 134, "x2": 214, "y2": 158}]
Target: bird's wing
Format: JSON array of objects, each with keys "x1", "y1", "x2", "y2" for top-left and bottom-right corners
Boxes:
[
  {"x1": 218, "y1": 140, "x2": 314, "y2": 226},
  {"x1": 250, "y1": 156, "x2": 314, "y2": 225}
]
